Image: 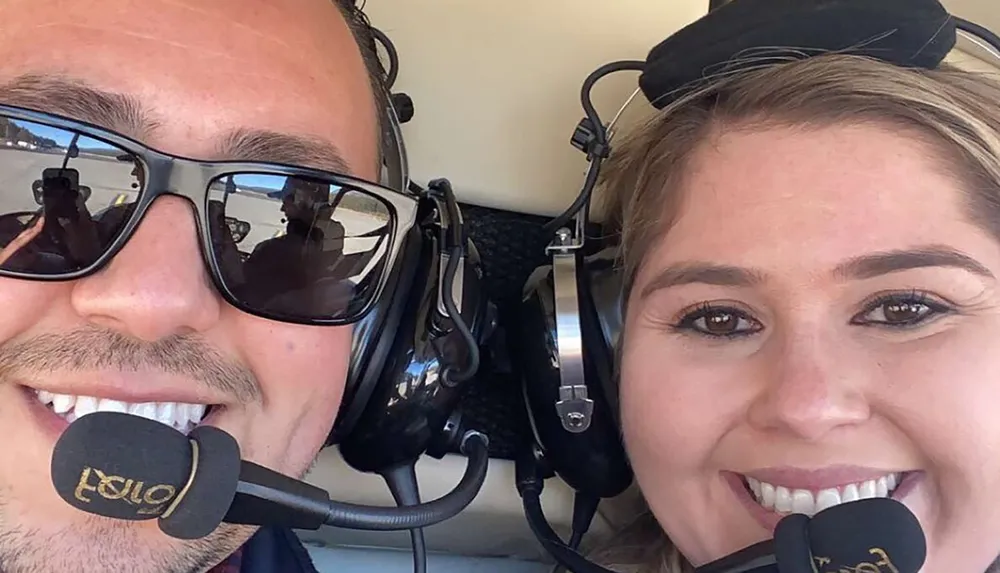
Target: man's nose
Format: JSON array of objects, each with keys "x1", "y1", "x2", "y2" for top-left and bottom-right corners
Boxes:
[
  {"x1": 70, "y1": 196, "x2": 222, "y2": 341},
  {"x1": 746, "y1": 327, "x2": 871, "y2": 441}
]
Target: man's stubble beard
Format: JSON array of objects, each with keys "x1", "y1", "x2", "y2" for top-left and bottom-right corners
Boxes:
[
  {"x1": 0, "y1": 327, "x2": 265, "y2": 573},
  {"x1": 0, "y1": 485, "x2": 257, "y2": 573}
]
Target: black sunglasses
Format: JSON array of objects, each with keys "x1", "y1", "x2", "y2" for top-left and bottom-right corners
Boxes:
[{"x1": 0, "y1": 104, "x2": 418, "y2": 325}]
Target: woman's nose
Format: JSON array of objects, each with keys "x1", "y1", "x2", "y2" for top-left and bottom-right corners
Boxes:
[
  {"x1": 746, "y1": 327, "x2": 871, "y2": 441},
  {"x1": 70, "y1": 196, "x2": 223, "y2": 342}
]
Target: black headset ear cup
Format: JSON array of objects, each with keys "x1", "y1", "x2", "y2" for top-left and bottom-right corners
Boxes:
[
  {"x1": 515, "y1": 252, "x2": 632, "y2": 499},
  {"x1": 578, "y1": 248, "x2": 625, "y2": 426},
  {"x1": 327, "y1": 223, "x2": 423, "y2": 445},
  {"x1": 337, "y1": 196, "x2": 496, "y2": 474},
  {"x1": 337, "y1": 226, "x2": 433, "y2": 469}
]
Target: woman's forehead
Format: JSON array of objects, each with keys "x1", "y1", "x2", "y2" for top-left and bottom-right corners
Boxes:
[{"x1": 643, "y1": 122, "x2": 991, "y2": 272}]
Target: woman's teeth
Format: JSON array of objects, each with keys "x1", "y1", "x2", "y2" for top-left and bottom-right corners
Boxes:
[
  {"x1": 745, "y1": 473, "x2": 902, "y2": 516},
  {"x1": 34, "y1": 390, "x2": 207, "y2": 434}
]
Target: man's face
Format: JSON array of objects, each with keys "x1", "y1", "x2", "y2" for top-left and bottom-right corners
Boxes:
[{"x1": 0, "y1": 0, "x2": 378, "y2": 571}]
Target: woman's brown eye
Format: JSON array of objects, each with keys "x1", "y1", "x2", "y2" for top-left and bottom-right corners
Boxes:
[
  {"x1": 702, "y1": 312, "x2": 738, "y2": 334},
  {"x1": 851, "y1": 292, "x2": 954, "y2": 329},
  {"x1": 673, "y1": 305, "x2": 762, "y2": 338},
  {"x1": 881, "y1": 301, "x2": 929, "y2": 323}
]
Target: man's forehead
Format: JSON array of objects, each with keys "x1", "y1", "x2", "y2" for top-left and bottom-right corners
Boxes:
[
  {"x1": 0, "y1": 0, "x2": 378, "y2": 177},
  {"x1": 0, "y1": 74, "x2": 353, "y2": 174}
]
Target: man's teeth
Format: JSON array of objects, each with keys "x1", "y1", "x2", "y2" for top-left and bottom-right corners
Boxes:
[
  {"x1": 745, "y1": 473, "x2": 902, "y2": 517},
  {"x1": 35, "y1": 390, "x2": 207, "y2": 433}
]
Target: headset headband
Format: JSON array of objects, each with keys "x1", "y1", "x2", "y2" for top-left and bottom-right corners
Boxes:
[
  {"x1": 639, "y1": 0, "x2": 956, "y2": 109},
  {"x1": 381, "y1": 94, "x2": 410, "y2": 192}
]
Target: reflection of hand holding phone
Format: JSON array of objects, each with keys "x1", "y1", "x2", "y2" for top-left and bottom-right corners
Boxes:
[
  {"x1": 37, "y1": 167, "x2": 100, "y2": 264},
  {"x1": 39, "y1": 168, "x2": 96, "y2": 220},
  {"x1": 43, "y1": 179, "x2": 79, "y2": 220},
  {"x1": 0, "y1": 214, "x2": 44, "y2": 266},
  {"x1": 22, "y1": 209, "x2": 43, "y2": 230}
]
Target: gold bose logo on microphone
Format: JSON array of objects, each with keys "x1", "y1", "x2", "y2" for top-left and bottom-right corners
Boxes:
[
  {"x1": 812, "y1": 548, "x2": 899, "y2": 573},
  {"x1": 74, "y1": 467, "x2": 178, "y2": 516}
]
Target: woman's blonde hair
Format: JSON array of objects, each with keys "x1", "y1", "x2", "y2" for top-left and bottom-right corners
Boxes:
[
  {"x1": 593, "y1": 53, "x2": 1000, "y2": 572},
  {"x1": 601, "y1": 53, "x2": 1000, "y2": 300}
]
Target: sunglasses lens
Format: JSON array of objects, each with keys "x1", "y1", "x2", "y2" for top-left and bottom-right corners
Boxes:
[
  {"x1": 208, "y1": 173, "x2": 394, "y2": 321},
  {"x1": 0, "y1": 115, "x2": 142, "y2": 274},
  {"x1": 0, "y1": 112, "x2": 397, "y2": 324}
]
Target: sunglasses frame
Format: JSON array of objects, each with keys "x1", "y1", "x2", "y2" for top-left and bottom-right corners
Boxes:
[{"x1": 0, "y1": 104, "x2": 419, "y2": 326}]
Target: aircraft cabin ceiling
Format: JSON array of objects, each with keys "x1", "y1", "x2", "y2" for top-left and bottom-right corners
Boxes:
[
  {"x1": 946, "y1": 0, "x2": 1000, "y2": 37},
  {"x1": 364, "y1": 0, "x2": 1000, "y2": 221}
]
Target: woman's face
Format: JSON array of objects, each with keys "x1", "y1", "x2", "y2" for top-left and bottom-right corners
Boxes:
[{"x1": 621, "y1": 122, "x2": 1000, "y2": 572}]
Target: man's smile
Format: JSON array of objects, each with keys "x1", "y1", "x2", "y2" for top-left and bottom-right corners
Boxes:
[{"x1": 32, "y1": 387, "x2": 212, "y2": 433}]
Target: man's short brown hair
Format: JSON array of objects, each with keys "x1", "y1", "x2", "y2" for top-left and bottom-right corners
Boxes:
[{"x1": 332, "y1": 0, "x2": 391, "y2": 162}]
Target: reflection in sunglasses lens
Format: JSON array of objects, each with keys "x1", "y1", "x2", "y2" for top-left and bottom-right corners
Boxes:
[
  {"x1": 0, "y1": 116, "x2": 140, "y2": 274},
  {"x1": 0, "y1": 114, "x2": 395, "y2": 322},
  {"x1": 208, "y1": 173, "x2": 393, "y2": 321}
]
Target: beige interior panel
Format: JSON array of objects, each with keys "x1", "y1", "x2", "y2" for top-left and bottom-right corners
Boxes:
[{"x1": 366, "y1": 0, "x2": 709, "y2": 217}]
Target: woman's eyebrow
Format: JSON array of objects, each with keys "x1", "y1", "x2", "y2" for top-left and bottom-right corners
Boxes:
[
  {"x1": 639, "y1": 245, "x2": 994, "y2": 300},
  {"x1": 832, "y1": 245, "x2": 994, "y2": 281},
  {"x1": 640, "y1": 263, "x2": 763, "y2": 300}
]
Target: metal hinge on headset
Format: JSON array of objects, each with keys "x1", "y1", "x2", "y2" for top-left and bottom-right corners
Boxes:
[{"x1": 547, "y1": 225, "x2": 593, "y2": 433}]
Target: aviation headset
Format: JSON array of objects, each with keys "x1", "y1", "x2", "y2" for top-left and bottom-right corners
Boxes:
[
  {"x1": 289, "y1": 22, "x2": 499, "y2": 573},
  {"x1": 513, "y1": 1, "x2": 1000, "y2": 572},
  {"x1": 318, "y1": 24, "x2": 497, "y2": 476},
  {"x1": 321, "y1": 27, "x2": 499, "y2": 573}
]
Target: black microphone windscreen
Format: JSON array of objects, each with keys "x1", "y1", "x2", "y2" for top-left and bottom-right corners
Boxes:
[
  {"x1": 808, "y1": 498, "x2": 926, "y2": 573},
  {"x1": 157, "y1": 424, "x2": 242, "y2": 540},
  {"x1": 51, "y1": 411, "x2": 192, "y2": 521},
  {"x1": 639, "y1": 0, "x2": 956, "y2": 109},
  {"x1": 773, "y1": 513, "x2": 812, "y2": 573}
]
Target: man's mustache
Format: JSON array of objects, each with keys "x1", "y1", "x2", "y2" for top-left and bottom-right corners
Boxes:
[{"x1": 0, "y1": 326, "x2": 261, "y2": 404}]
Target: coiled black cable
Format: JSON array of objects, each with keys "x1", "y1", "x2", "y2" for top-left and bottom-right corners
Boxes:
[{"x1": 541, "y1": 60, "x2": 645, "y2": 237}]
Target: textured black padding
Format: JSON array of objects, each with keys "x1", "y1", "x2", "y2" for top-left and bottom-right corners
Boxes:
[
  {"x1": 450, "y1": 204, "x2": 612, "y2": 460},
  {"x1": 808, "y1": 498, "x2": 926, "y2": 573},
  {"x1": 51, "y1": 412, "x2": 191, "y2": 520},
  {"x1": 450, "y1": 204, "x2": 551, "y2": 459},
  {"x1": 640, "y1": 0, "x2": 956, "y2": 109},
  {"x1": 158, "y1": 424, "x2": 242, "y2": 540}
]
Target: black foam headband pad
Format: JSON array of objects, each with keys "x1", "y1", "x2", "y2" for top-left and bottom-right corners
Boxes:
[{"x1": 639, "y1": 0, "x2": 956, "y2": 109}]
